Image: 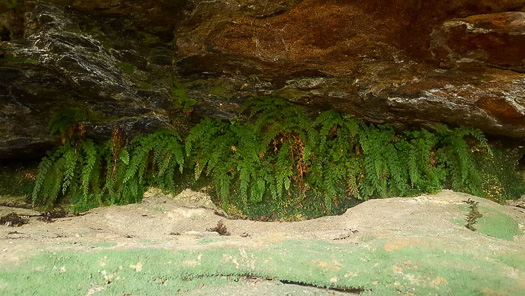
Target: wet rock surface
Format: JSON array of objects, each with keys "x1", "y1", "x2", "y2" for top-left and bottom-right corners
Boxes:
[
  {"x1": 0, "y1": 1, "x2": 185, "y2": 158},
  {"x1": 1, "y1": 0, "x2": 525, "y2": 158}
]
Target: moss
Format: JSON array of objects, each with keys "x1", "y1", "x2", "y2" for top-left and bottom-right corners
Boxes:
[
  {"x1": 210, "y1": 81, "x2": 237, "y2": 98},
  {"x1": 140, "y1": 32, "x2": 160, "y2": 45},
  {"x1": 272, "y1": 88, "x2": 309, "y2": 101},
  {"x1": 1, "y1": 55, "x2": 40, "y2": 65},
  {"x1": 116, "y1": 62, "x2": 134, "y2": 75},
  {"x1": 1, "y1": 239, "x2": 523, "y2": 295},
  {"x1": 90, "y1": 242, "x2": 118, "y2": 248},
  {"x1": 226, "y1": 189, "x2": 362, "y2": 220},
  {"x1": 455, "y1": 205, "x2": 521, "y2": 240},
  {"x1": 185, "y1": 78, "x2": 239, "y2": 99},
  {"x1": 476, "y1": 144, "x2": 525, "y2": 201},
  {"x1": 137, "y1": 81, "x2": 153, "y2": 89},
  {"x1": 198, "y1": 237, "x2": 225, "y2": 245},
  {"x1": 475, "y1": 207, "x2": 521, "y2": 240}
]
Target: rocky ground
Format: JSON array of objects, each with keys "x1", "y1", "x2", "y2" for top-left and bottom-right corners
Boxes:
[{"x1": 1, "y1": 189, "x2": 524, "y2": 295}]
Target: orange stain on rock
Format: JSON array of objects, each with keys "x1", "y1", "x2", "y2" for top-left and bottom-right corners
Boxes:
[{"x1": 477, "y1": 97, "x2": 524, "y2": 125}]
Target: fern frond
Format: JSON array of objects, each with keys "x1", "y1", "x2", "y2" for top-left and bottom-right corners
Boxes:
[
  {"x1": 32, "y1": 143, "x2": 73, "y2": 206},
  {"x1": 32, "y1": 155, "x2": 53, "y2": 205},
  {"x1": 61, "y1": 146, "x2": 79, "y2": 195}
]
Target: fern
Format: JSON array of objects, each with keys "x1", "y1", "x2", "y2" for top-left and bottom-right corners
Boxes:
[
  {"x1": 243, "y1": 97, "x2": 316, "y2": 199},
  {"x1": 171, "y1": 80, "x2": 196, "y2": 114},
  {"x1": 120, "y1": 129, "x2": 185, "y2": 199},
  {"x1": 80, "y1": 141, "x2": 96, "y2": 195},
  {"x1": 241, "y1": 96, "x2": 316, "y2": 153},
  {"x1": 32, "y1": 143, "x2": 73, "y2": 206},
  {"x1": 61, "y1": 146, "x2": 79, "y2": 195},
  {"x1": 309, "y1": 111, "x2": 363, "y2": 212},
  {"x1": 33, "y1": 96, "x2": 506, "y2": 217},
  {"x1": 358, "y1": 124, "x2": 395, "y2": 198},
  {"x1": 32, "y1": 128, "x2": 185, "y2": 210},
  {"x1": 32, "y1": 155, "x2": 54, "y2": 205},
  {"x1": 403, "y1": 129, "x2": 444, "y2": 192},
  {"x1": 48, "y1": 107, "x2": 87, "y2": 139},
  {"x1": 186, "y1": 119, "x2": 260, "y2": 204},
  {"x1": 436, "y1": 125, "x2": 488, "y2": 196},
  {"x1": 272, "y1": 142, "x2": 293, "y2": 200}
]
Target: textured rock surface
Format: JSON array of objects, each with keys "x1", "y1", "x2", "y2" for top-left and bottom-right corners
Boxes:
[
  {"x1": 431, "y1": 12, "x2": 525, "y2": 72},
  {"x1": 0, "y1": 1, "x2": 187, "y2": 157},
  {"x1": 1, "y1": 190, "x2": 524, "y2": 294},
  {"x1": 1, "y1": 0, "x2": 525, "y2": 158},
  {"x1": 175, "y1": 0, "x2": 525, "y2": 135}
]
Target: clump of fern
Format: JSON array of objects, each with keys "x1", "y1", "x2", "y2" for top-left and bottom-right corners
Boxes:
[
  {"x1": 118, "y1": 129, "x2": 185, "y2": 200},
  {"x1": 402, "y1": 129, "x2": 444, "y2": 193},
  {"x1": 435, "y1": 125, "x2": 491, "y2": 196},
  {"x1": 355, "y1": 124, "x2": 491, "y2": 200},
  {"x1": 306, "y1": 113, "x2": 452, "y2": 212},
  {"x1": 48, "y1": 107, "x2": 88, "y2": 140},
  {"x1": 33, "y1": 97, "x2": 517, "y2": 217},
  {"x1": 186, "y1": 118, "x2": 265, "y2": 206},
  {"x1": 358, "y1": 124, "x2": 408, "y2": 198},
  {"x1": 171, "y1": 80, "x2": 196, "y2": 114},
  {"x1": 32, "y1": 139, "x2": 99, "y2": 207},
  {"x1": 32, "y1": 126, "x2": 185, "y2": 210},
  {"x1": 308, "y1": 111, "x2": 362, "y2": 213},
  {"x1": 242, "y1": 97, "x2": 316, "y2": 201},
  {"x1": 357, "y1": 125, "x2": 449, "y2": 199},
  {"x1": 185, "y1": 97, "x2": 317, "y2": 210}
]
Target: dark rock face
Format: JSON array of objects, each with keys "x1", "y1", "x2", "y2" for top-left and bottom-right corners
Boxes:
[
  {"x1": 1, "y1": 0, "x2": 525, "y2": 158},
  {"x1": 1, "y1": 1, "x2": 185, "y2": 158}
]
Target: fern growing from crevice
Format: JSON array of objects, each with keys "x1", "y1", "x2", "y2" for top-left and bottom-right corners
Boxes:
[
  {"x1": 241, "y1": 97, "x2": 316, "y2": 199},
  {"x1": 186, "y1": 97, "x2": 317, "y2": 209},
  {"x1": 33, "y1": 97, "x2": 514, "y2": 218},
  {"x1": 32, "y1": 128, "x2": 185, "y2": 210},
  {"x1": 402, "y1": 129, "x2": 445, "y2": 193},
  {"x1": 48, "y1": 107, "x2": 88, "y2": 140},
  {"x1": 435, "y1": 125, "x2": 491, "y2": 196},
  {"x1": 32, "y1": 140, "x2": 97, "y2": 207},
  {"x1": 308, "y1": 111, "x2": 362, "y2": 213},
  {"x1": 186, "y1": 118, "x2": 269, "y2": 206},
  {"x1": 358, "y1": 124, "x2": 401, "y2": 198}
]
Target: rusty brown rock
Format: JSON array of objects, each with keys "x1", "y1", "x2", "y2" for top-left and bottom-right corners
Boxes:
[
  {"x1": 431, "y1": 12, "x2": 525, "y2": 72},
  {"x1": 381, "y1": 67, "x2": 525, "y2": 137},
  {"x1": 175, "y1": 0, "x2": 525, "y2": 137},
  {"x1": 176, "y1": 0, "x2": 525, "y2": 75},
  {"x1": 176, "y1": 0, "x2": 409, "y2": 78}
]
